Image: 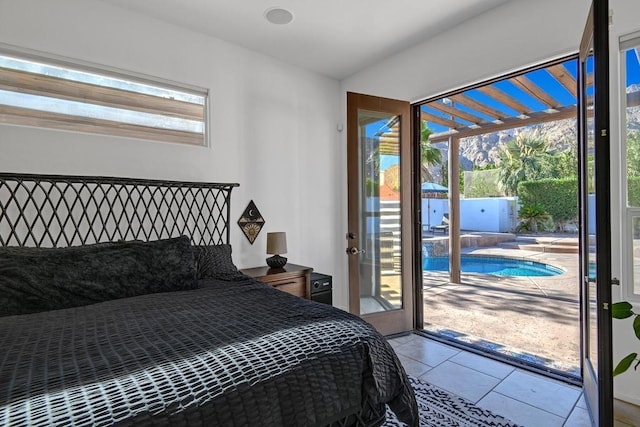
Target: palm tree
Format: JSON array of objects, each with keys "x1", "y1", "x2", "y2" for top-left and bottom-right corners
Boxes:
[
  {"x1": 497, "y1": 131, "x2": 549, "y2": 195},
  {"x1": 420, "y1": 121, "x2": 442, "y2": 183}
]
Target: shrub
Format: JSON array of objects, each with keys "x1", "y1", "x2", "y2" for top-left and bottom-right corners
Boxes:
[
  {"x1": 628, "y1": 176, "x2": 640, "y2": 207},
  {"x1": 518, "y1": 178, "x2": 577, "y2": 230},
  {"x1": 365, "y1": 177, "x2": 378, "y2": 197},
  {"x1": 517, "y1": 204, "x2": 551, "y2": 233},
  {"x1": 464, "y1": 169, "x2": 502, "y2": 198}
]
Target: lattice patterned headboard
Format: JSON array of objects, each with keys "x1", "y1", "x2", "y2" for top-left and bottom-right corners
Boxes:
[{"x1": 0, "y1": 173, "x2": 239, "y2": 247}]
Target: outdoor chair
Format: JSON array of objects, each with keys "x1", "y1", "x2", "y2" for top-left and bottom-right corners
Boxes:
[{"x1": 431, "y1": 214, "x2": 449, "y2": 234}]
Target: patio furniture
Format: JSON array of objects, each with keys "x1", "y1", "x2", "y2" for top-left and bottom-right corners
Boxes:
[{"x1": 431, "y1": 214, "x2": 449, "y2": 234}]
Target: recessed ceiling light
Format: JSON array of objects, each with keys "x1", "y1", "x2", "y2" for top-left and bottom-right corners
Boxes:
[{"x1": 264, "y1": 7, "x2": 294, "y2": 25}]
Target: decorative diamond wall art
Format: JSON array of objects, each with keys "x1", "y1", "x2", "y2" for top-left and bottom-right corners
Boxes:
[{"x1": 237, "y1": 200, "x2": 265, "y2": 244}]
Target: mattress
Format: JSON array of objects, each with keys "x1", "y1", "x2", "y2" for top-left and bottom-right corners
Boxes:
[{"x1": 0, "y1": 276, "x2": 417, "y2": 426}]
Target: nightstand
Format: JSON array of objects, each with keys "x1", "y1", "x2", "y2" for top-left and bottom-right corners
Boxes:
[{"x1": 241, "y1": 264, "x2": 313, "y2": 299}]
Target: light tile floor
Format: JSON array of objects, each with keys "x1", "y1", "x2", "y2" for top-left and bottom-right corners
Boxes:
[{"x1": 388, "y1": 333, "x2": 590, "y2": 427}]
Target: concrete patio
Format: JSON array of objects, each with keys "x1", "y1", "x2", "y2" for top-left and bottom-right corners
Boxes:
[{"x1": 421, "y1": 234, "x2": 581, "y2": 377}]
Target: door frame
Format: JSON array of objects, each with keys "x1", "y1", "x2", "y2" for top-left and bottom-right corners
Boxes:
[
  {"x1": 346, "y1": 92, "x2": 415, "y2": 335},
  {"x1": 578, "y1": 1, "x2": 614, "y2": 424}
]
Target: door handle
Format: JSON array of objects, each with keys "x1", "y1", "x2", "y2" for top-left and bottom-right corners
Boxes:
[{"x1": 346, "y1": 247, "x2": 365, "y2": 255}]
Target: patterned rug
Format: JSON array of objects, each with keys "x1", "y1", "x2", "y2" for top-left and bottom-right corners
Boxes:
[{"x1": 383, "y1": 376, "x2": 521, "y2": 427}]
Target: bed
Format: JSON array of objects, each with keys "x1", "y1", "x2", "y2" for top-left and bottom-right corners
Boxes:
[{"x1": 0, "y1": 173, "x2": 417, "y2": 427}]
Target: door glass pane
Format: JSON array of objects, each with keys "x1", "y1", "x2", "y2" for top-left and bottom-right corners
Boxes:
[
  {"x1": 625, "y1": 45, "x2": 640, "y2": 207},
  {"x1": 584, "y1": 54, "x2": 598, "y2": 372},
  {"x1": 633, "y1": 217, "x2": 640, "y2": 295},
  {"x1": 358, "y1": 109, "x2": 402, "y2": 315},
  {"x1": 624, "y1": 42, "x2": 640, "y2": 297}
]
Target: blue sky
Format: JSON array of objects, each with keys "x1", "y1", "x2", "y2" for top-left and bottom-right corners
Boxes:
[{"x1": 374, "y1": 51, "x2": 640, "y2": 171}]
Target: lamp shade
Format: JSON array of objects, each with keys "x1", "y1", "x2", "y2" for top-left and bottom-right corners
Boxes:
[{"x1": 266, "y1": 232, "x2": 287, "y2": 255}]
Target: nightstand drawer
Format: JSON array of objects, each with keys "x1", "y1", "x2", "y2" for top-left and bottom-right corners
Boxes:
[
  {"x1": 240, "y1": 264, "x2": 312, "y2": 300},
  {"x1": 270, "y1": 277, "x2": 306, "y2": 297}
]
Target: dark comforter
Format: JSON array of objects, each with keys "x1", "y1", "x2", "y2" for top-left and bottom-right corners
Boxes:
[{"x1": 0, "y1": 276, "x2": 418, "y2": 426}]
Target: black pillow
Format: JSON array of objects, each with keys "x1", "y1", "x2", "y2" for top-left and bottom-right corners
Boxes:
[
  {"x1": 0, "y1": 236, "x2": 197, "y2": 317},
  {"x1": 194, "y1": 244, "x2": 244, "y2": 280}
]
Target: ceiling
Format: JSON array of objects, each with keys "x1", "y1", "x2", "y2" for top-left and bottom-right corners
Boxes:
[{"x1": 98, "y1": 0, "x2": 512, "y2": 80}]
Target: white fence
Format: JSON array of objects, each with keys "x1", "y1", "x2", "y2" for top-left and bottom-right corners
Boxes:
[
  {"x1": 422, "y1": 197, "x2": 518, "y2": 233},
  {"x1": 422, "y1": 195, "x2": 592, "y2": 233}
]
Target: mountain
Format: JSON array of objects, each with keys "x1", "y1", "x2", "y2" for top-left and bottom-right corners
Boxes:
[{"x1": 428, "y1": 103, "x2": 640, "y2": 178}]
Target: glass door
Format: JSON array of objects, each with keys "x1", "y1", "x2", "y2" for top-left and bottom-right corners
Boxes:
[
  {"x1": 577, "y1": 2, "x2": 613, "y2": 424},
  {"x1": 346, "y1": 92, "x2": 414, "y2": 335}
]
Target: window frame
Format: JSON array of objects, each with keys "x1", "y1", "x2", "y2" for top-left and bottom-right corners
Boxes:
[
  {"x1": 0, "y1": 44, "x2": 209, "y2": 146},
  {"x1": 620, "y1": 31, "x2": 640, "y2": 301}
]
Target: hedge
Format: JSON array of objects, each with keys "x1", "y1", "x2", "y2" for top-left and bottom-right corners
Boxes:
[
  {"x1": 629, "y1": 176, "x2": 640, "y2": 206},
  {"x1": 519, "y1": 177, "x2": 640, "y2": 226},
  {"x1": 518, "y1": 178, "x2": 578, "y2": 223}
]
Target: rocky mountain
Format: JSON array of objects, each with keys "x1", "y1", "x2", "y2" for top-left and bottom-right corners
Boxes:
[{"x1": 428, "y1": 102, "x2": 640, "y2": 179}]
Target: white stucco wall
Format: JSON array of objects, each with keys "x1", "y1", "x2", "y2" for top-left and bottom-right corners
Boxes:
[
  {"x1": 0, "y1": 0, "x2": 345, "y2": 304},
  {"x1": 460, "y1": 198, "x2": 513, "y2": 233},
  {"x1": 422, "y1": 198, "x2": 448, "y2": 232}
]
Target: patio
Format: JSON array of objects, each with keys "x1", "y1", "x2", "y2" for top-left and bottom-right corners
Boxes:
[{"x1": 421, "y1": 234, "x2": 580, "y2": 378}]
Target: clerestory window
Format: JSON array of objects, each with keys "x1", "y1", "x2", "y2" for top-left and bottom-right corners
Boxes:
[{"x1": 0, "y1": 46, "x2": 208, "y2": 146}]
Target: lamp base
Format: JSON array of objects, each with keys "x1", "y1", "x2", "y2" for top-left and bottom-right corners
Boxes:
[{"x1": 266, "y1": 254, "x2": 287, "y2": 268}]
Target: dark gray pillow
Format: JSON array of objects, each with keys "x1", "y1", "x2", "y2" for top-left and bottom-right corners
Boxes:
[
  {"x1": 0, "y1": 236, "x2": 197, "y2": 317},
  {"x1": 194, "y1": 244, "x2": 244, "y2": 280}
]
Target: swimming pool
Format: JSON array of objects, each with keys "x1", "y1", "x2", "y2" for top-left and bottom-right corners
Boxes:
[{"x1": 422, "y1": 255, "x2": 564, "y2": 277}]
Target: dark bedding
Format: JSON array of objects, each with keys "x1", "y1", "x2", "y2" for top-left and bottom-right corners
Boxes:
[{"x1": 0, "y1": 276, "x2": 418, "y2": 426}]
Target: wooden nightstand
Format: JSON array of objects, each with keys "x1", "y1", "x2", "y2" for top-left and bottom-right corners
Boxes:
[{"x1": 241, "y1": 264, "x2": 313, "y2": 299}]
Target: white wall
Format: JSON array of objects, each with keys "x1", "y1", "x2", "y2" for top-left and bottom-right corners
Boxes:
[
  {"x1": 460, "y1": 198, "x2": 513, "y2": 233},
  {"x1": 0, "y1": 0, "x2": 345, "y2": 305},
  {"x1": 422, "y1": 198, "x2": 448, "y2": 231}
]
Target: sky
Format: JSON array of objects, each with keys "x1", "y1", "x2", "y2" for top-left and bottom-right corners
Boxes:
[{"x1": 374, "y1": 50, "x2": 640, "y2": 172}]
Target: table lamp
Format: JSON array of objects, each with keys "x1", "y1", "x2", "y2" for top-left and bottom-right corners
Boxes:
[{"x1": 266, "y1": 232, "x2": 287, "y2": 268}]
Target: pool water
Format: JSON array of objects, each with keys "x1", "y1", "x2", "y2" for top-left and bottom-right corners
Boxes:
[{"x1": 422, "y1": 255, "x2": 563, "y2": 277}]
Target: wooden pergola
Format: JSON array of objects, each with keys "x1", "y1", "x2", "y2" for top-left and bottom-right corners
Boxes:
[
  {"x1": 424, "y1": 63, "x2": 593, "y2": 143},
  {"x1": 374, "y1": 58, "x2": 639, "y2": 283},
  {"x1": 377, "y1": 61, "x2": 639, "y2": 153}
]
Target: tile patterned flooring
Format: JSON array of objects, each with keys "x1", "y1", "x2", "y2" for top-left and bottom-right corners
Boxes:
[{"x1": 388, "y1": 333, "x2": 590, "y2": 427}]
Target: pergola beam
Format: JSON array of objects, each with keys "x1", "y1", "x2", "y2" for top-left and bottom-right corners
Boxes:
[
  {"x1": 420, "y1": 111, "x2": 462, "y2": 129},
  {"x1": 427, "y1": 90, "x2": 640, "y2": 144},
  {"x1": 449, "y1": 93, "x2": 506, "y2": 121},
  {"x1": 428, "y1": 104, "x2": 581, "y2": 143},
  {"x1": 426, "y1": 101, "x2": 485, "y2": 125},
  {"x1": 476, "y1": 85, "x2": 532, "y2": 115},
  {"x1": 510, "y1": 75, "x2": 562, "y2": 109},
  {"x1": 547, "y1": 64, "x2": 578, "y2": 97}
]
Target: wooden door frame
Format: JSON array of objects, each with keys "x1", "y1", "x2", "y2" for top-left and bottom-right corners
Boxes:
[{"x1": 346, "y1": 92, "x2": 415, "y2": 335}]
